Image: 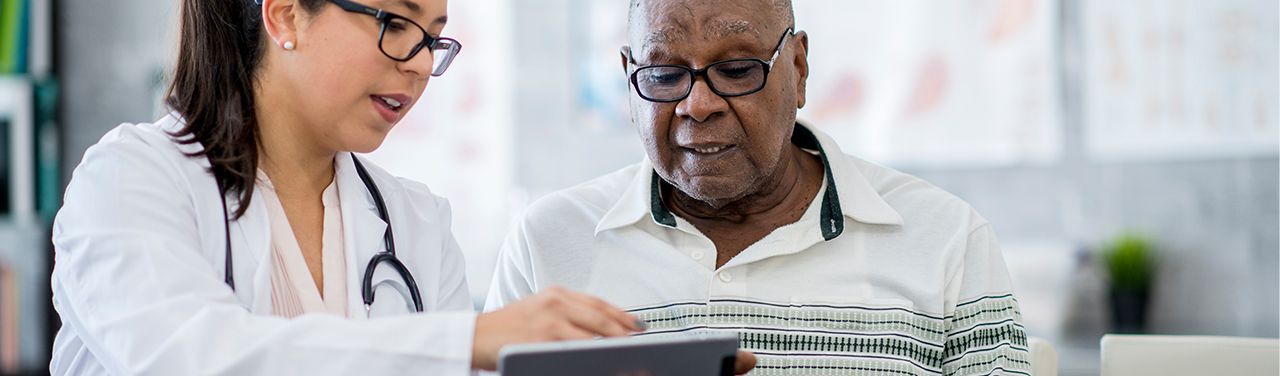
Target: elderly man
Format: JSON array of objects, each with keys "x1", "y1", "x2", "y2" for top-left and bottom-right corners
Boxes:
[{"x1": 486, "y1": 0, "x2": 1030, "y2": 374}]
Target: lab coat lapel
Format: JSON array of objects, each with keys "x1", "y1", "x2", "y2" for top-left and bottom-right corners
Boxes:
[
  {"x1": 171, "y1": 116, "x2": 274, "y2": 314},
  {"x1": 233, "y1": 191, "x2": 275, "y2": 313},
  {"x1": 335, "y1": 153, "x2": 391, "y2": 318}
]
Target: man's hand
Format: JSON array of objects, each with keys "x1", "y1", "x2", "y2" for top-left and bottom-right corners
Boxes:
[{"x1": 471, "y1": 287, "x2": 646, "y2": 370}]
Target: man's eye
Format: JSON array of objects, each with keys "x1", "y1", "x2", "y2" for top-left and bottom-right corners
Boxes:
[
  {"x1": 645, "y1": 72, "x2": 685, "y2": 85},
  {"x1": 714, "y1": 63, "x2": 758, "y2": 79}
]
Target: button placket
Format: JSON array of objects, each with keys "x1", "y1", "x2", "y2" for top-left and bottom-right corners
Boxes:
[{"x1": 676, "y1": 222, "x2": 716, "y2": 270}]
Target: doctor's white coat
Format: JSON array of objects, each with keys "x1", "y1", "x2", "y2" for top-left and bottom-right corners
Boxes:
[{"x1": 50, "y1": 114, "x2": 476, "y2": 375}]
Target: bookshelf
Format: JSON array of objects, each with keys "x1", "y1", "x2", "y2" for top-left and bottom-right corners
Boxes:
[{"x1": 0, "y1": 0, "x2": 55, "y2": 372}]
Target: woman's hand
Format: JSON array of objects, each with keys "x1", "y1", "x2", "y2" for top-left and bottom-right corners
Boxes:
[
  {"x1": 734, "y1": 350, "x2": 757, "y2": 375},
  {"x1": 471, "y1": 286, "x2": 646, "y2": 370}
]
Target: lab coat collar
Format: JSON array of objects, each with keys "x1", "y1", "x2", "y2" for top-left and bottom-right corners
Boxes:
[
  {"x1": 153, "y1": 114, "x2": 406, "y2": 314},
  {"x1": 336, "y1": 153, "x2": 396, "y2": 318},
  {"x1": 594, "y1": 121, "x2": 903, "y2": 238},
  {"x1": 155, "y1": 112, "x2": 204, "y2": 155}
]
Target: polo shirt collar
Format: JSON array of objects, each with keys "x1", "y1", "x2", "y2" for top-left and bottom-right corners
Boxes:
[
  {"x1": 594, "y1": 161, "x2": 659, "y2": 235},
  {"x1": 593, "y1": 121, "x2": 903, "y2": 237},
  {"x1": 799, "y1": 120, "x2": 905, "y2": 228}
]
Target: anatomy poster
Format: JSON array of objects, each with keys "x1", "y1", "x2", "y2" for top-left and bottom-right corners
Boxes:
[
  {"x1": 1082, "y1": 0, "x2": 1279, "y2": 161},
  {"x1": 794, "y1": 0, "x2": 1063, "y2": 168},
  {"x1": 574, "y1": 0, "x2": 1064, "y2": 168}
]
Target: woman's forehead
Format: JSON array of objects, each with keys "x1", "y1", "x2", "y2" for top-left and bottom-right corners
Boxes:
[{"x1": 370, "y1": 0, "x2": 448, "y2": 26}]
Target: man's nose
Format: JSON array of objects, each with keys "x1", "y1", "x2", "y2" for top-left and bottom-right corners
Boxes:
[{"x1": 675, "y1": 78, "x2": 729, "y2": 122}]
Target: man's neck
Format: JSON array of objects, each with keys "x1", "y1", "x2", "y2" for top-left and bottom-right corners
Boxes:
[
  {"x1": 666, "y1": 143, "x2": 825, "y2": 268},
  {"x1": 667, "y1": 144, "x2": 824, "y2": 225}
]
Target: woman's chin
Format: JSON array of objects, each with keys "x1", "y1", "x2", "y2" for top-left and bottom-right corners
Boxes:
[{"x1": 347, "y1": 136, "x2": 389, "y2": 154}]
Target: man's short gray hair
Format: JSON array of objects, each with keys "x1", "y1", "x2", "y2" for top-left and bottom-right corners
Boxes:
[{"x1": 628, "y1": 0, "x2": 796, "y2": 36}]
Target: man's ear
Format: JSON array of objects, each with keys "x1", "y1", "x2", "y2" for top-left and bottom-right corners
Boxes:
[
  {"x1": 262, "y1": 0, "x2": 301, "y2": 51},
  {"x1": 792, "y1": 30, "x2": 809, "y2": 109},
  {"x1": 620, "y1": 46, "x2": 633, "y2": 75}
]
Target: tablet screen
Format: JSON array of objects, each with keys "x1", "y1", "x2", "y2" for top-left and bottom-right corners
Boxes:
[{"x1": 498, "y1": 332, "x2": 740, "y2": 376}]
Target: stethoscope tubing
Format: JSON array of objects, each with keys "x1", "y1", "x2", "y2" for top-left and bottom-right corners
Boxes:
[
  {"x1": 351, "y1": 155, "x2": 425, "y2": 312},
  {"x1": 220, "y1": 154, "x2": 425, "y2": 313}
]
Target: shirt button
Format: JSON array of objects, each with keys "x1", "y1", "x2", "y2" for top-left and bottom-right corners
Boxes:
[
  {"x1": 718, "y1": 271, "x2": 732, "y2": 283},
  {"x1": 690, "y1": 250, "x2": 704, "y2": 261}
]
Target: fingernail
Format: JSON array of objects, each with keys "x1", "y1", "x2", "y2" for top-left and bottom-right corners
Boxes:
[{"x1": 634, "y1": 318, "x2": 649, "y2": 331}]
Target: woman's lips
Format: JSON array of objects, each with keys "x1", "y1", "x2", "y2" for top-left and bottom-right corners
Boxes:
[{"x1": 371, "y1": 95, "x2": 407, "y2": 123}]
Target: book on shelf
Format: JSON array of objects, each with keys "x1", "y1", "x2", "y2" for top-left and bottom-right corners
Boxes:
[
  {"x1": 0, "y1": 0, "x2": 28, "y2": 74},
  {"x1": 0, "y1": 262, "x2": 16, "y2": 373}
]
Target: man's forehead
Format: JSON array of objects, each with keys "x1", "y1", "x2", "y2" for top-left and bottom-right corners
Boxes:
[
  {"x1": 641, "y1": 20, "x2": 761, "y2": 46},
  {"x1": 629, "y1": 0, "x2": 777, "y2": 46}
]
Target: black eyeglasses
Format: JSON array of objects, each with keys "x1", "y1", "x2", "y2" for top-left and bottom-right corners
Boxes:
[
  {"x1": 626, "y1": 29, "x2": 793, "y2": 102},
  {"x1": 326, "y1": 0, "x2": 461, "y2": 76}
]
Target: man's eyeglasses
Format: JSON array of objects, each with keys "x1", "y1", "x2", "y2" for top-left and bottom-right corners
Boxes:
[
  {"x1": 326, "y1": 0, "x2": 461, "y2": 76},
  {"x1": 627, "y1": 28, "x2": 793, "y2": 103}
]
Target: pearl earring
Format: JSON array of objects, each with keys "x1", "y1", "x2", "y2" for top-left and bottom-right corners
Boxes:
[{"x1": 283, "y1": 41, "x2": 295, "y2": 51}]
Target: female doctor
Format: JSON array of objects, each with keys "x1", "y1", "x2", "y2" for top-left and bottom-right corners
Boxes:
[{"x1": 49, "y1": 0, "x2": 646, "y2": 374}]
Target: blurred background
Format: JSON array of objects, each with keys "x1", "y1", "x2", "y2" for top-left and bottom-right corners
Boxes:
[{"x1": 0, "y1": 0, "x2": 1274, "y2": 374}]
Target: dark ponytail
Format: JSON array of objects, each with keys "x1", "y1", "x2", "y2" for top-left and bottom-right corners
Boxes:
[
  {"x1": 166, "y1": 0, "x2": 266, "y2": 219},
  {"x1": 166, "y1": 0, "x2": 321, "y2": 219}
]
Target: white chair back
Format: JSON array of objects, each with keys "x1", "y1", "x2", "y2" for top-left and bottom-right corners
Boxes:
[
  {"x1": 1101, "y1": 334, "x2": 1280, "y2": 376},
  {"x1": 1027, "y1": 337, "x2": 1059, "y2": 376}
]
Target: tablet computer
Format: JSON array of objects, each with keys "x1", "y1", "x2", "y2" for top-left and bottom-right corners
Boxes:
[{"x1": 498, "y1": 332, "x2": 740, "y2": 376}]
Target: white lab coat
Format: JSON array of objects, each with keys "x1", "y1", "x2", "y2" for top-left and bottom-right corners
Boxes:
[{"x1": 50, "y1": 114, "x2": 476, "y2": 375}]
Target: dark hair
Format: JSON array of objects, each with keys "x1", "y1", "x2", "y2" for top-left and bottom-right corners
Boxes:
[{"x1": 166, "y1": 0, "x2": 322, "y2": 219}]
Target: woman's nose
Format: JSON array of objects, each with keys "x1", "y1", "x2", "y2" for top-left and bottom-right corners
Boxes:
[{"x1": 400, "y1": 50, "x2": 436, "y2": 78}]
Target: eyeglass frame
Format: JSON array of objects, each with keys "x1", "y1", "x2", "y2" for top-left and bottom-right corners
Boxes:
[
  {"x1": 624, "y1": 28, "x2": 794, "y2": 103},
  {"x1": 325, "y1": 0, "x2": 461, "y2": 76}
]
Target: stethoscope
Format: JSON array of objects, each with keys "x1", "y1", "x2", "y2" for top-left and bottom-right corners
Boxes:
[{"x1": 219, "y1": 154, "x2": 424, "y2": 315}]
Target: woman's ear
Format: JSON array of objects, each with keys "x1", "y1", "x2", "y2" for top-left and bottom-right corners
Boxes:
[{"x1": 261, "y1": 0, "x2": 301, "y2": 51}]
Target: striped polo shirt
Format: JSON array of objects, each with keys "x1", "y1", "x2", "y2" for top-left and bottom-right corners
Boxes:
[{"x1": 485, "y1": 122, "x2": 1030, "y2": 375}]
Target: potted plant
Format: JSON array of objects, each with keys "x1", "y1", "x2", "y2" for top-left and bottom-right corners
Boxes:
[{"x1": 1102, "y1": 232, "x2": 1155, "y2": 333}]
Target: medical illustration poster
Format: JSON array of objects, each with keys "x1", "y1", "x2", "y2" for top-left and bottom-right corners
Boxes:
[
  {"x1": 1082, "y1": 0, "x2": 1279, "y2": 161},
  {"x1": 793, "y1": 0, "x2": 1063, "y2": 168}
]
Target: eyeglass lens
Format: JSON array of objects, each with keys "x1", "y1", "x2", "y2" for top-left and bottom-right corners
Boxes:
[
  {"x1": 379, "y1": 17, "x2": 426, "y2": 60},
  {"x1": 634, "y1": 59, "x2": 767, "y2": 101},
  {"x1": 429, "y1": 39, "x2": 460, "y2": 76},
  {"x1": 378, "y1": 17, "x2": 460, "y2": 76}
]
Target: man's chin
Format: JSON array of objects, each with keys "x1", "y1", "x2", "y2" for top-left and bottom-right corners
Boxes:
[{"x1": 672, "y1": 178, "x2": 751, "y2": 208}]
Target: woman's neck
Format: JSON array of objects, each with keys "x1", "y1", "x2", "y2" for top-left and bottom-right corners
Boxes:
[{"x1": 254, "y1": 76, "x2": 337, "y2": 193}]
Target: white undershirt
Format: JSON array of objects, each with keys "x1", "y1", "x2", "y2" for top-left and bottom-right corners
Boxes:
[{"x1": 257, "y1": 169, "x2": 348, "y2": 318}]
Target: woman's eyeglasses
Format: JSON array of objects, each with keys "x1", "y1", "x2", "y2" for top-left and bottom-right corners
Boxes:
[{"x1": 326, "y1": 0, "x2": 461, "y2": 76}]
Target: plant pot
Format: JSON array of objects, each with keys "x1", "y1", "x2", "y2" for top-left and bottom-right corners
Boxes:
[{"x1": 1108, "y1": 288, "x2": 1149, "y2": 334}]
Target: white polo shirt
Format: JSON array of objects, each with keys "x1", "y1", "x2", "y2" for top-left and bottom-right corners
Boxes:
[{"x1": 485, "y1": 123, "x2": 1031, "y2": 376}]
